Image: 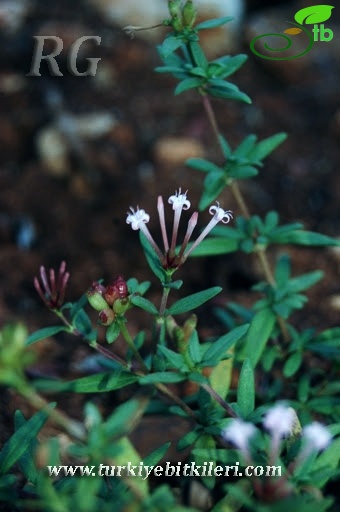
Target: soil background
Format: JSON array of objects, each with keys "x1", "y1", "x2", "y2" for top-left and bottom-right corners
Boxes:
[{"x1": 0, "y1": 0, "x2": 339, "y2": 477}]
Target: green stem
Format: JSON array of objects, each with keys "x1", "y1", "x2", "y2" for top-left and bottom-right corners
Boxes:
[
  {"x1": 119, "y1": 321, "x2": 149, "y2": 372},
  {"x1": 17, "y1": 384, "x2": 86, "y2": 441},
  {"x1": 201, "y1": 93, "x2": 290, "y2": 342},
  {"x1": 200, "y1": 382, "x2": 237, "y2": 418}
]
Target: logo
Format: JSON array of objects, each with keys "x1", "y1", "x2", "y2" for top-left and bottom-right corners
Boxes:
[{"x1": 250, "y1": 4, "x2": 334, "y2": 60}]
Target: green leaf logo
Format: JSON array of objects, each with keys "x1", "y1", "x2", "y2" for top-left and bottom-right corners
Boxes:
[{"x1": 294, "y1": 5, "x2": 334, "y2": 25}]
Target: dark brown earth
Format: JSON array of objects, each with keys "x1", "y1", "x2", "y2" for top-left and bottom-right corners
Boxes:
[{"x1": 0, "y1": 0, "x2": 339, "y2": 475}]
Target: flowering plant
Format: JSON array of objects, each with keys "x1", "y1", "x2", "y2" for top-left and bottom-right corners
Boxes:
[{"x1": 1, "y1": 1, "x2": 339, "y2": 511}]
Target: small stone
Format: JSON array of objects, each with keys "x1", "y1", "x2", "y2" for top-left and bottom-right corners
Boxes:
[
  {"x1": 153, "y1": 135, "x2": 205, "y2": 168},
  {"x1": 36, "y1": 126, "x2": 70, "y2": 176}
]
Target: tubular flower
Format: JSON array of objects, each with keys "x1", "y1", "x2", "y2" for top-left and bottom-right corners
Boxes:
[
  {"x1": 222, "y1": 419, "x2": 256, "y2": 460},
  {"x1": 34, "y1": 261, "x2": 70, "y2": 309},
  {"x1": 126, "y1": 191, "x2": 233, "y2": 270}
]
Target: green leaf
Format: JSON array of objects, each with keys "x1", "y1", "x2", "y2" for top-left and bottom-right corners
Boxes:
[
  {"x1": 188, "y1": 41, "x2": 208, "y2": 69},
  {"x1": 212, "y1": 54, "x2": 248, "y2": 79},
  {"x1": 245, "y1": 309, "x2": 276, "y2": 367},
  {"x1": 166, "y1": 287, "x2": 222, "y2": 315},
  {"x1": 158, "y1": 35, "x2": 183, "y2": 57},
  {"x1": 14, "y1": 411, "x2": 39, "y2": 483},
  {"x1": 186, "y1": 157, "x2": 222, "y2": 174},
  {"x1": 106, "y1": 321, "x2": 121, "y2": 343},
  {"x1": 229, "y1": 165, "x2": 258, "y2": 179},
  {"x1": 184, "y1": 237, "x2": 238, "y2": 257},
  {"x1": 234, "y1": 135, "x2": 257, "y2": 157},
  {"x1": 34, "y1": 371, "x2": 138, "y2": 393},
  {"x1": 283, "y1": 351, "x2": 303, "y2": 377},
  {"x1": 271, "y1": 230, "x2": 340, "y2": 246},
  {"x1": 188, "y1": 330, "x2": 202, "y2": 364},
  {"x1": 203, "y1": 324, "x2": 249, "y2": 363},
  {"x1": 195, "y1": 16, "x2": 233, "y2": 30},
  {"x1": 250, "y1": 132, "x2": 287, "y2": 161},
  {"x1": 130, "y1": 295, "x2": 159, "y2": 315},
  {"x1": 158, "y1": 346, "x2": 187, "y2": 370},
  {"x1": 208, "y1": 84, "x2": 251, "y2": 104},
  {"x1": 294, "y1": 5, "x2": 334, "y2": 25},
  {"x1": 218, "y1": 134, "x2": 232, "y2": 158},
  {"x1": 237, "y1": 359, "x2": 255, "y2": 418},
  {"x1": 0, "y1": 407, "x2": 51, "y2": 474},
  {"x1": 139, "y1": 372, "x2": 185, "y2": 384},
  {"x1": 139, "y1": 231, "x2": 165, "y2": 281},
  {"x1": 143, "y1": 442, "x2": 171, "y2": 467},
  {"x1": 25, "y1": 325, "x2": 68, "y2": 346},
  {"x1": 286, "y1": 270, "x2": 323, "y2": 293},
  {"x1": 175, "y1": 77, "x2": 203, "y2": 95},
  {"x1": 199, "y1": 172, "x2": 226, "y2": 209}
]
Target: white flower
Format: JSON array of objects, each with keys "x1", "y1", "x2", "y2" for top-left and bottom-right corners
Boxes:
[
  {"x1": 183, "y1": 202, "x2": 233, "y2": 259},
  {"x1": 209, "y1": 202, "x2": 233, "y2": 223},
  {"x1": 302, "y1": 422, "x2": 332, "y2": 452},
  {"x1": 263, "y1": 405, "x2": 295, "y2": 439},
  {"x1": 222, "y1": 419, "x2": 256, "y2": 455},
  {"x1": 168, "y1": 188, "x2": 191, "y2": 211},
  {"x1": 126, "y1": 207, "x2": 150, "y2": 231}
]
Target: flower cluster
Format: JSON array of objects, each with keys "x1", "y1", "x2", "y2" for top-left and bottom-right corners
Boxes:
[
  {"x1": 126, "y1": 189, "x2": 233, "y2": 270},
  {"x1": 222, "y1": 404, "x2": 332, "y2": 463},
  {"x1": 34, "y1": 261, "x2": 70, "y2": 310},
  {"x1": 87, "y1": 275, "x2": 130, "y2": 326}
]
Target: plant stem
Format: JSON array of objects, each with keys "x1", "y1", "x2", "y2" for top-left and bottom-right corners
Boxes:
[
  {"x1": 200, "y1": 382, "x2": 237, "y2": 418},
  {"x1": 120, "y1": 321, "x2": 149, "y2": 372},
  {"x1": 201, "y1": 93, "x2": 290, "y2": 342},
  {"x1": 18, "y1": 384, "x2": 86, "y2": 441}
]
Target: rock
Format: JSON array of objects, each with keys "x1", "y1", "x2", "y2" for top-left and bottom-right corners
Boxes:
[
  {"x1": 153, "y1": 135, "x2": 205, "y2": 168},
  {"x1": 36, "y1": 126, "x2": 70, "y2": 176},
  {"x1": 0, "y1": 0, "x2": 30, "y2": 34}
]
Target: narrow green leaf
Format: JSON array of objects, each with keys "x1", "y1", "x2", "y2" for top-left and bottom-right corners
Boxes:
[
  {"x1": 188, "y1": 330, "x2": 201, "y2": 364},
  {"x1": 213, "y1": 54, "x2": 248, "y2": 79},
  {"x1": 34, "y1": 371, "x2": 138, "y2": 393},
  {"x1": 286, "y1": 271, "x2": 323, "y2": 293},
  {"x1": 130, "y1": 295, "x2": 158, "y2": 315},
  {"x1": 139, "y1": 372, "x2": 185, "y2": 384},
  {"x1": 0, "y1": 407, "x2": 51, "y2": 474},
  {"x1": 143, "y1": 442, "x2": 171, "y2": 467},
  {"x1": 158, "y1": 345, "x2": 187, "y2": 370},
  {"x1": 188, "y1": 41, "x2": 208, "y2": 69},
  {"x1": 234, "y1": 135, "x2": 257, "y2": 157},
  {"x1": 166, "y1": 287, "x2": 222, "y2": 315},
  {"x1": 25, "y1": 326, "x2": 67, "y2": 346},
  {"x1": 271, "y1": 230, "x2": 340, "y2": 246},
  {"x1": 218, "y1": 134, "x2": 232, "y2": 158},
  {"x1": 250, "y1": 132, "x2": 287, "y2": 161},
  {"x1": 139, "y1": 231, "x2": 165, "y2": 281},
  {"x1": 195, "y1": 16, "x2": 233, "y2": 30},
  {"x1": 208, "y1": 84, "x2": 251, "y2": 104},
  {"x1": 106, "y1": 321, "x2": 121, "y2": 343},
  {"x1": 185, "y1": 238, "x2": 238, "y2": 257},
  {"x1": 158, "y1": 35, "x2": 183, "y2": 57},
  {"x1": 186, "y1": 157, "x2": 223, "y2": 174},
  {"x1": 229, "y1": 165, "x2": 258, "y2": 179},
  {"x1": 175, "y1": 77, "x2": 203, "y2": 95},
  {"x1": 283, "y1": 351, "x2": 303, "y2": 377},
  {"x1": 203, "y1": 324, "x2": 249, "y2": 363},
  {"x1": 237, "y1": 359, "x2": 255, "y2": 418},
  {"x1": 14, "y1": 411, "x2": 39, "y2": 483},
  {"x1": 245, "y1": 309, "x2": 276, "y2": 367}
]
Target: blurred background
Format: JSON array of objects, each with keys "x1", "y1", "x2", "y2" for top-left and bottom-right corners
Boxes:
[{"x1": 0, "y1": 0, "x2": 339, "y2": 443}]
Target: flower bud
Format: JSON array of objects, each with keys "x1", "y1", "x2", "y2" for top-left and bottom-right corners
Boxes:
[
  {"x1": 104, "y1": 284, "x2": 119, "y2": 306},
  {"x1": 98, "y1": 308, "x2": 115, "y2": 326},
  {"x1": 182, "y1": 0, "x2": 197, "y2": 28},
  {"x1": 113, "y1": 298, "x2": 130, "y2": 315},
  {"x1": 87, "y1": 286, "x2": 109, "y2": 311},
  {"x1": 168, "y1": 0, "x2": 181, "y2": 18}
]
